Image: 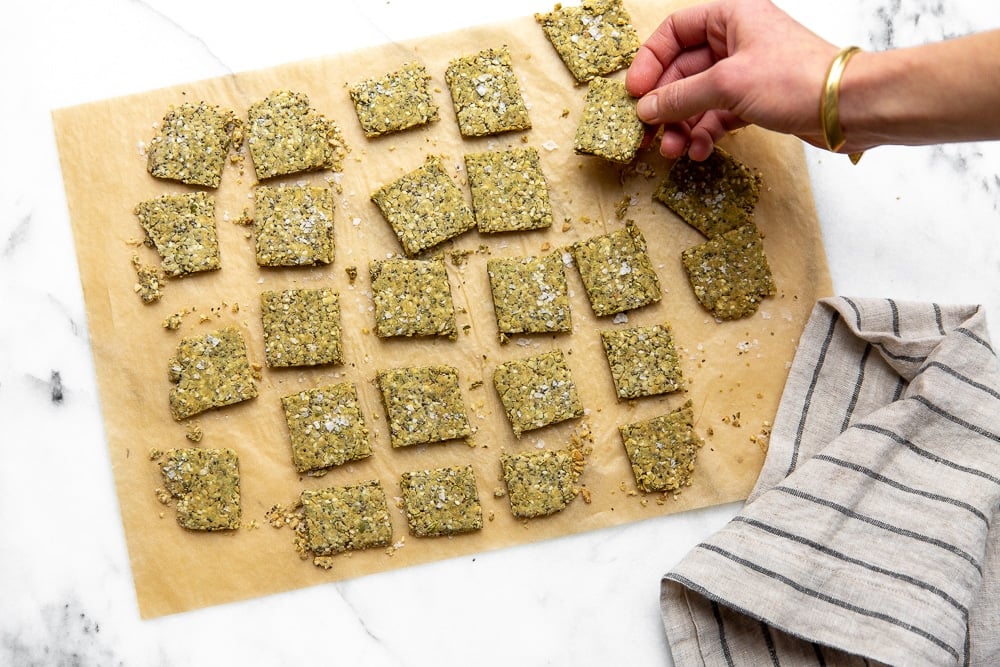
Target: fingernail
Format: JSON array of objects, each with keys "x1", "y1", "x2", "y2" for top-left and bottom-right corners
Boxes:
[{"x1": 637, "y1": 95, "x2": 658, "y2": 121}]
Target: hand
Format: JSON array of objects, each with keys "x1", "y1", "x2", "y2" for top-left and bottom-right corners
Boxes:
[{"x1": 626, "y1": 0, "x2": 839, "y2": 160}]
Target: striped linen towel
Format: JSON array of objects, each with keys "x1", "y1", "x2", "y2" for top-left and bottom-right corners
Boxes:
[{"x1": 661, "y1": 297, "x2": 1000, "y2": 666}]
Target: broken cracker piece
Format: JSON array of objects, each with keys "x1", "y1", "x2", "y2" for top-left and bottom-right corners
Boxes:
[
  {"x1": 246, "y1": 90, "x2": 347, "y2": 180},
  {"x1": 160, "y1": 448, "x2": 241, "y2": 530},
  {"x1": 377, "y1": 365, "x2": 471, "y2": 448},
  {"x1": 167, "y1": 326, "x2": 258, "y2": 420},
  {"x1": 571, "y1": 221, "x2": 661, "y2": 316},
  {"x1": 681, "y1": 223, "x2": 777, "y2": 320},
  {"x1": 600, "y1": 323, "x2": 684, "y2": 400},
  {"x1": 261, "y1": 288, "x2": 343, "y2": 367},
  {"x1": 301, "y1": 480, "x2": 392, "y2": 556},
  {"x1": 131, "y1": 254, "x2": 166, "y2": 304},
  {"x1": 134, "y1": 192, "x2": 221, "y2": 278},
  {"x1": 535, "y1": 0, "x2": 641, "y2": 82},
  {"x1": 493, "y1": 349, "x2": 583, "y2": 437},
  {"x1": 349, "y1": 62, "x2": 439, "y2": 137},
  {"x1": 146, "y1": 101, "x2": 241, "y2": 188},
  {"x1": 619, "y1": 402, "x2": 703, "y2": 493},
  {"x1": 400, "y1": 465, "x2": 483, "y2": 537},
  {"x1": 465, "y1": 146, "x2": 553, "y2": 233},
  {"x1": 444, "y1": 47, "x2": 532, "y2": 137}
]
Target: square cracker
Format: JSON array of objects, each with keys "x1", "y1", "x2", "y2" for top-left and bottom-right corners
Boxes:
[
  {"x1": 399, "y1": 465, "x2": 483, "y2": 537},
  {"x1": 134, "y1": 192, "x2": 221, "y2": 278},
  {"x1": 146, "y1": 101, "x2": 241, "y2": 188},
  {"x1": 370, "y1": 155, "x2": 475, "y2": 257},
  {"x1": 535, "y1": 0, "x2": 641, "y2": 83},
  {"x1": 573, "y1": 76, "x2": 644, "y2": 164},
  {"x1": 619, "y1": 402, "x2": 703, "y2": 494},
  {"x1": 261, "y1": 288, "x2": 343, "y2": 368},
  {"x1": 600, "y1": 323, "x2": 684, "y2": 400},
  {"x1": 377, "y1": 365, "x2": 472, "y2": 448},
  {"x1": 493, "y1": 349, "x2": 584, "y2": 437},
  {"x1": 369, "y1": 256, "x2": 457, "y2": 339},
  {"x1": 167, "y1": 326, "x2": 258, "y2": 421},
  {"x1": 681, "y1": 223, "x2": 777, "y2": 320},
  {"x1": 465, "y1": 146, "x2": 553, "y2": 233},
  {"x1": 253, "y1": 185, "x2": 335, "y2": 267},
  {"x1": 348, "y1": 62, "x2": 439, "y2": 137},
  {"x1": 654, "y1": 147, "x2": 763, "y2": 239},
  {"x1": 570, "y1": 221, "x2": 661, "y2": 317},
  {"x1": 160, "y1": 448, "x2": 241, "y2": 531},
  {"x1": 246, "y1": 90, "x2": 347, "y2": 180},
  {"x1": 281, "y1": 382, "x2": 370, "y2": 474},
  {"x1": 500, "y1": 447, "x2": 584, "y2": 519},
  {"x1": 487, "y1": 252, "x2": 572, "y2": 335},
  {"x1": 444, "y1": 47, "x2": 532, "y2": 137},
  {"x1": 300, "y1": 480, "x2": 393, "y2": 556}
]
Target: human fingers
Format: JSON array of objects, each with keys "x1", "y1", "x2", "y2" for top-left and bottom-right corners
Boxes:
[
  {"x1": 625, "y1": 1, "x2": 722, "y2": 96},
  {"x1": 687, "y1": 111, "x2": 747, "y2": 161},
  {"x1": 658, "y1": 122, "x2": 694, "y2": 159},
  {"x1": 636, "y1": 66, "x2": 729, "y2": 127}
]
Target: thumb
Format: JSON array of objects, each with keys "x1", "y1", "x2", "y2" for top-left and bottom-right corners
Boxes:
[{"x1": 636, "y1": 68, "x2": 729, "y2": 126}]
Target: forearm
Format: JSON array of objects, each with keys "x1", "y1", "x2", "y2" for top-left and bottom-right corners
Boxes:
[{"x1": 838, "y1": 29, "x2": 1000, "y2": 152}]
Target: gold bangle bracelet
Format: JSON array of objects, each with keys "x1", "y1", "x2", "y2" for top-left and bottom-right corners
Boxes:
[{"x1": 821, "y1": 45, "x2": 864, "y2": 164}]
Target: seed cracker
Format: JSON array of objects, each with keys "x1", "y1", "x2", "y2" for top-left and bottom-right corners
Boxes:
[
  {"x1": 535, "y1": 0, "x2": 641, "y2": 83},
  {"x1": 160, "y1": 448, "x2": 241, "y2": 531},
  {"x1": 493, "y1": 349, "x2": 584, "y2": 437},
  {"x1": 167, "y1": 326, "x2": 258, "y2": 421},
  {"x1": 261, "y1": 288, "x2": 343, "y2": 368},
  {"x1": 301, "y1": 480, "x2": 393, "y2": 555},
  {"x1": 399, "y1": 465, "x2": 483, "y2": 537},
  {"x1": 134, "y1": 192, "x2": 221, "y2": 278},
  {"x1": 500, "y1": 446, "x2": 583, "y2": 518},
  {"x1": 654, "y1": 148, "x2": 763, "y2": 238},
  {"x1": 146, "y1": 101, "x2": 241, "y2": 188},
  {"x1": 573, "y1": 76, "x2": 644, "y2": 164},
  {"x1": 246, "y1": 90, "x2": 347, "y2": 180},
  {"x1": 487, "y1": 252, "x2": 572, "y2": 335},
  {"x1": 369, "y1": 256, "x2": 457, "y2": 339},
  {"x1": 281, "y1": 383, "x2": 370, "y2": 473},
  {"x1": 348, "y1": 62, "x2": 439, "y2": 137},
  {"x1": 571, "y1": 221, "x2": 661, "y2": 316},
  {"x1": 253, "y1": 185, "x2": 336, "y2": 267},
  {"x1": 601, "y1": 323, "x2": 684, "y2": 400},
  {"x1": 370, "y1": 155, "x2": 475, "y2": 257},
  {"x1": 681, "y1": 223, "x2": 777, "y2": 320},
  {"x1": 377, "y1": 365, "x2": 472, "y2": 448},
  {"x1": 619, "y1": 402, "x2": 703, "y2": 494},
  {"x1": 465, "y1": 146, "x2": 554, "y2": 233},
  {"x1": 444, "y1": 47, "x2": 532, "y2": 137}
]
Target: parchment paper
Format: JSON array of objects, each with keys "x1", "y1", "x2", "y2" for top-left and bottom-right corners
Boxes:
[{"x1": 52, "y1": 0, "x2": 832, "y2": 619}]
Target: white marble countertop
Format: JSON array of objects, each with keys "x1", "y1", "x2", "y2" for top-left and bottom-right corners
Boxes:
[{"x1": 2, "y1": 1, "x2": 998, "y2": 664}]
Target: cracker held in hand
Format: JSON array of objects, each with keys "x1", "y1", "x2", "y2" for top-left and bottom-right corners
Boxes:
[
  {"x1": 246, "y1": 90, "x2": 347, "y2": 180},
  {"x1": 281, "y1": 383, "x2": 371, "y2": 473},
  {"x1": 400, "y1": 465, "x2": 483, "y2": 537},
  {"x1": 371, "y1": 155, "x2": 475, "y2": 256},
  {"x1": 681, "y1": 223, "x2": 777, "y2": 320},
  {"x1": 654, "y1": 147, "x2": 763, "y2": 239},
  {"x1": 493, "y1": 349, "x2": 584, "y2": 437},
  {"x1": 573, "y1": 76, "x2": 644, "y2": 164},
  {"x1": 134, "y1": 192, "x2": 221, "y2": 278},
  {"x1": 167, "y1": 326, "x2": 258, "y2": 420},
  {"x1": 159, "y1": 448, "x2": 241, "y2": 531},
  {"x1": 146, "y1": 101, "x2": 241, "y2": 188},
  {"x1": 535, "y1": 0, "x2": 641, "y2": 82},
  {"x1": 571, "y1": 220, "x2": 661, "y2": 316},
  {"x1": 369, "y1": 256, "x2": 457, "y2": 339},
  {"x1": 444, "y1": 47, "x2": 532, "y2": 137},
  {"x1": 619, "y1": 402, "x2": 703, "y2": 494},
  {"x1": 348, "y1": 62, "x2": 439, "y2": 137}
]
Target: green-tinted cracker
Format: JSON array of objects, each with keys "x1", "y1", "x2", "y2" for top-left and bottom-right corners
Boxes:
[
  {"x1": 465, "y1": 146, "x2": 553, "y2": 233},
  {"x1": 501, "y1": 447, "x2": 584, "y2": 519},
  {"x1": 168, "y1": 326, "x2": 258, "y2": 420},
  {"x1": 493, "y1": 349, "x2": 583, "y2": 437},
  {"x1": 444, "y1": 47, "x2": 532, "y2": 137},
  {"x1": 681, "y1": 223, "x2": 777, "y2": 320},
  {"x1": 573, "y1": 77, "x2": 643, "y2": 164},
  {"x1": 254, "y1": 185, "x2": 335, "y2": 267},
  {"x1": 400, "y1": 465, "x2": 483, "y2": 537},
  {"x1": 571, "y1": 221, "x2": 661, "y2": 316},
  {"x1": 535, "y1": 0, "x2": 641, "y2": 82},
  {"x1": 654, "y1": 148, "x2": 763, "y2": 238},
  {"x1": 619, "y1": 402, "x2": 703, "y2": 493},
  {"x1": 146, "y1": 101, "x2": 241, "y2": 188},
  {"x1": 601, "y1": 323, "x2": 684, "y2": 400},
  {"x1": 369, "y1": 256, "x2": 456, "y2": 339},
  {"x1": 300, "y1": 481, "x2": 392, "y2": 555},
  {"x1": 246, "y1": 90, "x2": 347, "y2": 180},
  {"x1": 134, "y1": 192, "x2": 221, "y2": 278},
  {"x1": 160, "y1": 448, "x2": 241, "y2": 530},
  {"x1": 377, "y1": 365, "x2": 471, "y2": 448},
  {"x1": 370, "y1": 155, "x2": 475, "y2": 256},
  {"x1": 281, "y1": 383, "x2": 370, "y2": 473},
  {"x1": 349, "y1": 62, "x2": 439, "y2": 137},
  {"x1": 487, "y1": 253, "x2": 571, "y2": 335},
  {"x1": 261, "y1": 288, "x2": 343, "y2": 368}
]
